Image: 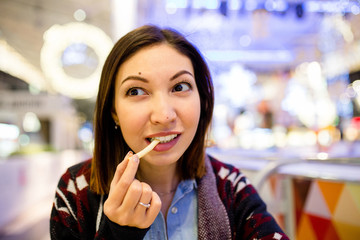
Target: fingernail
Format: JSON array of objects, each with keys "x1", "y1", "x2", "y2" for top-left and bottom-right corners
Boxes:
[
  {"x1": 130, "y1": 154, "x2": 139, "y2": 163},
  {"x1": 124, "y1": 151, "x2": 132, "y2": 159}
]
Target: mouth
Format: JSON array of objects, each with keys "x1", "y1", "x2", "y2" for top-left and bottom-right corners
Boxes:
[{"x1": 148, "y1": 134, "x2": 178, "y2": 143}]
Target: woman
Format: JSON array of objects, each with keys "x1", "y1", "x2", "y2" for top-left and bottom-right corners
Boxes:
[{"x1": 50, "y1": 25, "x2": 289, "y2": 240}]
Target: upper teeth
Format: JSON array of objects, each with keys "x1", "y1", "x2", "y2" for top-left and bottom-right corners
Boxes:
[{"x1": 151, "y1": 134, "x2": 177, "y2": 143}]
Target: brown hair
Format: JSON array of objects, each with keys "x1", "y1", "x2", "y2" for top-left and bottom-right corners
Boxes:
[{"x1": 90, "y1": 25, "x2": 214, "y2": 194}]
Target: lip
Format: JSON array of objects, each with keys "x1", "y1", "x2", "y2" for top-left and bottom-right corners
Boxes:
[
  {"x1": 145, "y1": 131, "x2": 181, "y2": 152},
  {"x1": 146, "y1": 131, "x2": 181, "y2": 139}
]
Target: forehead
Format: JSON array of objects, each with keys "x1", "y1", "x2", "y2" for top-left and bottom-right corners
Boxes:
[{"x1": 118, "y1": 43, "x2": 194, "y2": 76}]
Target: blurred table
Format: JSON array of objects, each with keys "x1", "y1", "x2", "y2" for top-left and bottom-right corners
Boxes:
[
  {"x1": 0, "y1": 150, "x2": 89, "y2": 238},
  {"x1": 207, "y1": 147, "x2": 360, "y2": 240}
]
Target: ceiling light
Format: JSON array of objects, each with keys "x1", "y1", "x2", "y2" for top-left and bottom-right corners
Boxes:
[{"x1": 40, "y1": 22, "x2": 113, "y2": 99}]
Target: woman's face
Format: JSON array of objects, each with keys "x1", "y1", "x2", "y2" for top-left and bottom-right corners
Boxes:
[{"x1": 113, "y1": 43, "x2": 201, "y2": 167}]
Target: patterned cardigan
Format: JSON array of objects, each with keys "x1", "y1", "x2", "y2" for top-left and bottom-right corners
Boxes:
[{"x1": 50, "y1": 155, "x2": 289, "y2": 239}]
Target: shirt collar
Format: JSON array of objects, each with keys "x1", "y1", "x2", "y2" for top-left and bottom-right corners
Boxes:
[{"x1": 178, "y1": 178, "x2": 197, "y2": 195}]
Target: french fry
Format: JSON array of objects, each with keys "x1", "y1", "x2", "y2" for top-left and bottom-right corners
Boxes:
[{"x1": 136, "y1": 139, "x2": 160, "y2": 159}]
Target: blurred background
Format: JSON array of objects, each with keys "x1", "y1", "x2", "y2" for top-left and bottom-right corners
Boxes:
[{"x1": 1, "y1": 0, "x2": 360, "y2": 239}]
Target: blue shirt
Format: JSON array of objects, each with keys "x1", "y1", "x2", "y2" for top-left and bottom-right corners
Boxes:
[{"x1": 143, "y1": 179, "x2": 198, "y2": 240}]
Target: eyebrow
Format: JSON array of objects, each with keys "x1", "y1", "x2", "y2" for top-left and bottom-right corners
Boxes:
[
  {"x1": 121, "y1": 70, "x2": 194, "y2": 85},
  {"x1": 121, "y1": 75, "x2": 148, "y2": 85},
  {"x1": 170, "y1": 70, "x2": 194, "y2": 81}
]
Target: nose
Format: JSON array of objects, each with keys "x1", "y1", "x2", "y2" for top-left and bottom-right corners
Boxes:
[{"x1": 150, "y1": 94, "x2": 176, "y2": 125}]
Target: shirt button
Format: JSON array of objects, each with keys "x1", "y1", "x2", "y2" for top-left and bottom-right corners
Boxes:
[{"x1": 171, "y1": 207, "x2": 178, "y2": 214}]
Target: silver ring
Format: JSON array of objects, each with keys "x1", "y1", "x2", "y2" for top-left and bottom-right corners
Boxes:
[{"x1": 138, "y1": 201, "x2": 151, "y2": 208}]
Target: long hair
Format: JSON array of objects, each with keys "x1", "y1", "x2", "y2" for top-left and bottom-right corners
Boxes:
[{"x1": 90, "y1": 25, "x2": 214, "y2": 194}]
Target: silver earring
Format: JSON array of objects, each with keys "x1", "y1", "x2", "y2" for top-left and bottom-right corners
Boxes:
[{"x1": 115, "y1": 125, "x2": 118, "y2": 130}]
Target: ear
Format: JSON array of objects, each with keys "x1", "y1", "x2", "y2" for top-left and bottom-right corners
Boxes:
[{"x1": 111, "y1": 110, "x2": 119, "y2": 125}]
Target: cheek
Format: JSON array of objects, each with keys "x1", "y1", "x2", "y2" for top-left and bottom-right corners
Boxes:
[
  {"x1": 117, "y1": 105, "x2": 146, "y2": 138},
  {"x1": 183, "y1": 97, "x2": 201, "y2": 129}
]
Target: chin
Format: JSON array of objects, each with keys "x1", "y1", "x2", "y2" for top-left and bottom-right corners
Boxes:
[{"x1": 146, "y1": 151, "x2": 182, "y2": 166}]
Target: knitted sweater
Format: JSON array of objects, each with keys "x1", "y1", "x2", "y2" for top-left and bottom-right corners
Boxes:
[{"x1": 50, "y1": 155, "x2": 289, "y2": 239}]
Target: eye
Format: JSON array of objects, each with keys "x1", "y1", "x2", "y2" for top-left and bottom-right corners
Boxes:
[
  {"x1": 126, "y1": 88, "x2": 146, "y2": 96},
  {"x1": 173, "y1": 82, "x2": 191, "y2": 92}
]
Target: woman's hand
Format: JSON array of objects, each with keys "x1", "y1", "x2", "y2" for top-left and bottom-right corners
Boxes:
[{"x1": 104, "y1": 152, "x2": 162, "y2": 229}]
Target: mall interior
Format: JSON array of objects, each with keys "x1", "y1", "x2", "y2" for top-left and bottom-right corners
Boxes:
[{"x1": 1, "y1": 0, "x2": 360, "y2": 239}]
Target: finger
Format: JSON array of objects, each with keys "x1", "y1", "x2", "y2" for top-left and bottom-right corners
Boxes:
[
  {"x1": 131, "y1": 191, "x2": 161, "y2": 229},
  {"x1": 118, "y1": 154, "x2": 140, "y2": 185},
  {"x1": 144, "y1": 192, "x2": 162, "y2": 225},
  {"x1": 109, "y1": 154, "x2": 140, "y2": 203},
  {"x1": 108, "y1": 154, "x2": 139, "y2": 206},
  {"x1": 109, "y1": 151, "x2": 133, "y2": 194},
  {"x1": 120, "y1": 179, "x2": 143, "y2": 210},
  {"x1": 135, "y1": 182, "x2": 153, "y2": 212}
]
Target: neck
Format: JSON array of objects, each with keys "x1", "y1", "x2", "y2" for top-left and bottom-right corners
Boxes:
[
  {"x1": 136, "y1": 162, "x2": 180, "y2": 220},
  {"x1": 136, "y1": 162, "x2": 180, "y2": 195}
]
